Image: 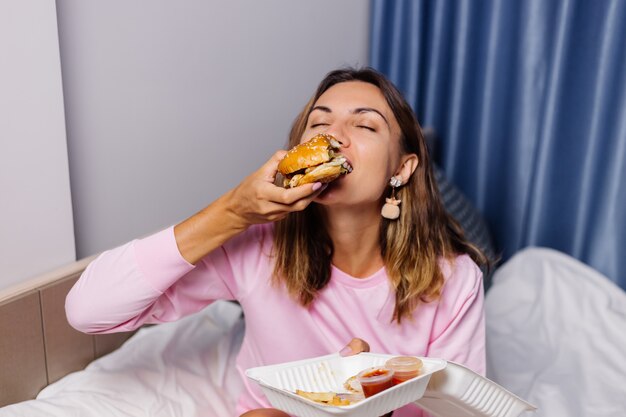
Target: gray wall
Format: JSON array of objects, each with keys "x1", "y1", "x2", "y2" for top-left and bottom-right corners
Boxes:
[
  {"x1": 0, "y1": 0, "x2": 75, "y2": 291},
  {"x1": 57, "y1": 0, "x2": 370, "y2": 258}
]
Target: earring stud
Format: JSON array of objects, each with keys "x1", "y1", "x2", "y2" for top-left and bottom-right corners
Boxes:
[{"x1": 389, "y1": 176, "x2": 402, "y2": 188}]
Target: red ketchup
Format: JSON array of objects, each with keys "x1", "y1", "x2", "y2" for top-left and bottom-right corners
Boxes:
[{"x1": 357, "y1": 367, "x2": 394, "y2": 398}]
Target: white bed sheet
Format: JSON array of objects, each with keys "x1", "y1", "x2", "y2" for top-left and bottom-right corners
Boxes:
[
  {"x1": 486, "y1": 247, "x2": 626, "y2": 417},
  {"x1": 0, "y1": 300, "x2": 245, "y2": 417}
]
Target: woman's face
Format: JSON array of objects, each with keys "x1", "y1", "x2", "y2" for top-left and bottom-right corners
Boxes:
[{"x1": 299, "y1": 81, "x2": 404, "y2": 207}]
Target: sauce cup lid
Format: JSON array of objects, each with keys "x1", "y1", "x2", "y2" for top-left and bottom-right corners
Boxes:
[{"x1": 384, "y1": 356, "x2": 423, "y2": 372}]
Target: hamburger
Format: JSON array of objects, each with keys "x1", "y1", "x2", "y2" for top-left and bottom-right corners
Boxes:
[{"x1": 277, "y1": 133, "x2": 353, "y2": 188}]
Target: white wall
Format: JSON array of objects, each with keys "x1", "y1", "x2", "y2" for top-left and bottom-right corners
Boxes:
[
  {"x1": 56, "y1": 0, "x2": 370, "y2": 258},
  {"x1": 0, "y1": 0, "x2": 76, "y2": 291}
]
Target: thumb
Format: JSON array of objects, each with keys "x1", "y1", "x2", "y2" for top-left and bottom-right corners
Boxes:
[
  {"x1": 339, "y1": 338, "x2": 371, "y2": 357},
  {"x1": 260, "y1": 150, "x2": 287, "y2": 183}
]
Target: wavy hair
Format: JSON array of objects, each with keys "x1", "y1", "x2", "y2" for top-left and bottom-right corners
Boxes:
[{"x1": 272, "y1": 67, "x2": 488, "y2": 322}]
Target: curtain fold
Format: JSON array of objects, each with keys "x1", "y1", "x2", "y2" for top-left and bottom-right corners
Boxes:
[{"x1": 370, "y1": 0, "x2": 626, "y2": 289}]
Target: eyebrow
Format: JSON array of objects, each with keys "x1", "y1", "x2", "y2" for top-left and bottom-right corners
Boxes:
[{"x1": 309, "y1": 105, "x2": 390, "y2": 128}]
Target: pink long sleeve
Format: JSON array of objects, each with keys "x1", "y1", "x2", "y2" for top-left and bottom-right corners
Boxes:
[{"x1": 66, "y1": 227, "x2": 199, "y2": 333}]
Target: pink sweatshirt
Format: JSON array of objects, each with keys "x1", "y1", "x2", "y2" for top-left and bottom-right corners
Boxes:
[{"x1": 66, "y1": 223, "x2": 485, "y2": 416}]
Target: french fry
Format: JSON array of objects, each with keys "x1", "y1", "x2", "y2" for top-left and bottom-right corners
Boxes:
[
  {"x1": 330, "y1": 396, "x2": 350, "y2": 406},
  {"x1": 295, "y1": 390, "x2": 335, "y2": 403},
  {"x1": 295, "y1": 390, "x2": 352, "y2": 406}
]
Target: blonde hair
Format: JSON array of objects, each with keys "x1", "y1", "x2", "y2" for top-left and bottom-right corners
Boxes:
[{"x1": 272, "y1": 68, "x2": 487, "y2": 323}]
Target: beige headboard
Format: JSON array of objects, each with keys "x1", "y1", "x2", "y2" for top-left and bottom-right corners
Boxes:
[{"x1": 0, "y1": 257, "x2": 135, "y2": 407}]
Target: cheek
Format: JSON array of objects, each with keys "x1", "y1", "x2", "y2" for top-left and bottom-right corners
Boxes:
[
  {"x1": 357, "y1": 143, "x2": 396, "y2": 180},
  {"x1": 298, "y1": 127, "x2": 316, "y2": 144},
  {"x1": 350, "y1": 158, "x2": 393, "y2": 200}
]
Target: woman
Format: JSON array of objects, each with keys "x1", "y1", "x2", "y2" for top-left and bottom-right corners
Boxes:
[{"x1": 66, "y1": 67, "x2": 488, "y2": 417}]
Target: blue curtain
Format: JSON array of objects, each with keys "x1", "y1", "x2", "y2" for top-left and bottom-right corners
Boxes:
[{"x1": 370, "y1": 0, "x2": 626, "y2": 289}]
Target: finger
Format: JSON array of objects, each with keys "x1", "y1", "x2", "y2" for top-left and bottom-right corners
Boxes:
[
  {"x1": 259, "y1": 150, "x2": 288, "y2": 183},
  {"x1": 253, "y1": 196, "x2": 314, "y2": 221},
  {"x1": 339, "y1": 338, "x2": 371, "y2": 357},
  {"x1": 264, "y1": 181, "x2": 326, "y2": 206}
]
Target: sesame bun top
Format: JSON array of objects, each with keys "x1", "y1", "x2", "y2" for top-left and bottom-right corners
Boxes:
[{"x1": 277, "y1": 134, "x2": 341, "y2": 175}]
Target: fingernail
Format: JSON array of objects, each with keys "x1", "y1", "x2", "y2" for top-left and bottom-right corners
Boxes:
[
  {"x1": 312, "y1": 182, "x2": 322, "y2": 191},
  {"x1": 339, "y1": 346, "x2": 352, "y2": 357}
]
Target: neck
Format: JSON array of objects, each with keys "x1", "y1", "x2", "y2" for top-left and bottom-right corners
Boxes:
[{"x1": 322, "y1": 204, "x2": 384, "y2": 278}]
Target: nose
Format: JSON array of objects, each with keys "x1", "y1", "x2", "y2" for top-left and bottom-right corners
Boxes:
[{"x1": 327, "y1": 124, "x2": 350, "y2": 148}]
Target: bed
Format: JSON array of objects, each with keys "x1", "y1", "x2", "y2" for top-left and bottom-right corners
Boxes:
[
  {"x1": 2, "y1": 245, "x2": 625, "y2": 417},
  {"x1": 0, "y1": 262, "x2": 245, "y2": 416},
  {"x1": 0, "y1": 257, "x2": 135, "y2": 407}
]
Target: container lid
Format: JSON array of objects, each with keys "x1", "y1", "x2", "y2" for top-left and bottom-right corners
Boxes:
[{"x1": 414, "y1": 361, "x2": 537, "y2": 417}]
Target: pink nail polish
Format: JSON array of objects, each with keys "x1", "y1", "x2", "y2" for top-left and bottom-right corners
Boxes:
[{"x1": 312, "y1": 182, "x2": 322, "y2": 191}]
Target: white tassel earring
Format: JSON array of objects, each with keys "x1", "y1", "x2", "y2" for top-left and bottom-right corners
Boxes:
[{"x1": 381, "y1": 176, "x2": 402, "y2": 220}]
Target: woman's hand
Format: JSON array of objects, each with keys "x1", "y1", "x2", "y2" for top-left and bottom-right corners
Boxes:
[
  {"x1": 175, "y1": 150, "x2": 325, "y2": 265},
  {"x1": 339, "y1": 338, "x2": 371, "y2": 357},
  {"x1": 226, "y1": 150, "x2": 326, "y2": 228}
]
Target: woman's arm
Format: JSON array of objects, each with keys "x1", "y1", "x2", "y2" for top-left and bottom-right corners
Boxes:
[
  {"x1": 66, "y1": 151, "x2": 324, "y2": 334},
  {"x1": 175, "y1": 150, "x2": 324, "y2": 264}
]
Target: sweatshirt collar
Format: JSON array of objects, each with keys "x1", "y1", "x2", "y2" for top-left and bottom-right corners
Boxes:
[{"x1": 330, "y1": 264, "x2": 388, "y2": 288}]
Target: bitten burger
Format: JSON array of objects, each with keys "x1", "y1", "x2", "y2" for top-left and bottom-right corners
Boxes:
[{"x1": 277, "y1": 133, "x2": 352, "y2": 188}]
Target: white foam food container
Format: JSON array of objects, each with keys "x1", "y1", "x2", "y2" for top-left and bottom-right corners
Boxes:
[
  {"x1": 245, "y1": 352, "x2": 446, "y2": 417},
  {"x1": 246, "y1": 353, "x2": 536, "y2": 417}
]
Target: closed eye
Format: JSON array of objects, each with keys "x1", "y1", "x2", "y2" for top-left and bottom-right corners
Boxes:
[
  {"x1": 358, "y1": 125, "x2": 376, "y2": 132},
  {"x1": 311, "y1": 123, "x2": 329, "y2": 128}
]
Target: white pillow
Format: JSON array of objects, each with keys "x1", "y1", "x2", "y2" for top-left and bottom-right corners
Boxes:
[{"x1": 486, "y1": 247, "x2": 626, "y2": 417}]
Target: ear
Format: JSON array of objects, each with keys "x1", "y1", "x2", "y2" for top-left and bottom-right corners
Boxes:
[{"x1": 394, "y1": 153, "x2": 419, "y2": 184}]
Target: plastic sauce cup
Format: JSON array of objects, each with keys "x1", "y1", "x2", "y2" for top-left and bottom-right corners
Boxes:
[
  {"x1": 357, "y1": 366, "x2": 394, "y2": 398},
  {"x1": 385, "y1": 356, "x2": 423, "y2": 385}
]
